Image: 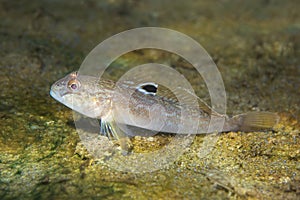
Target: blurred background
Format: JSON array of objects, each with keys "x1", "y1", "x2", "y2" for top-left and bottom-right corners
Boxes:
[{"x1": 0, "y1": 0, "x2": 299, "y2": 199}]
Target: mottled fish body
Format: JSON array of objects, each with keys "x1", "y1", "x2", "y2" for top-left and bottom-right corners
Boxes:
[{"x1": 50, "y1": 71, "x2": 279, "y2": 141}]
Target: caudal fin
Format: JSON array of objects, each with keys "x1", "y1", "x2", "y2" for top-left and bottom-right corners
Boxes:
[{"x1": 228, "y1": 112, "x2": 280, "y2": 132}]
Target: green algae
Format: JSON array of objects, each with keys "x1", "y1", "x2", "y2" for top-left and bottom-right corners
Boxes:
[{"x1": 0, "y1": 0, "x2": 299, "y2": 199}]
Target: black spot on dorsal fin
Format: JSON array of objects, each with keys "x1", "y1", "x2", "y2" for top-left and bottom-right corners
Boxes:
[
  {"x1": 136, "y1": 82, "x2": 158, "y2": 95},
  {"x1": 142, "y1": 84, "x2": 157, "y2": 93}
]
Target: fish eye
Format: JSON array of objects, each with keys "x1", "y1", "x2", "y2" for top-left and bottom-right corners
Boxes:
[{"x1": 68, "y1": 79, "x2": 80, "y2": 90}]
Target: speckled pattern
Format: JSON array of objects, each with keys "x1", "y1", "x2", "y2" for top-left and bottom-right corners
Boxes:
[{"x1": 0, "y1": 0, "x2": 299, "y2": 199}]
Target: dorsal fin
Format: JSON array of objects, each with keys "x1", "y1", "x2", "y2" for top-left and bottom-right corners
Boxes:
[{"x1": 134, "y1": 82, "x2": 221, "y2": 117}]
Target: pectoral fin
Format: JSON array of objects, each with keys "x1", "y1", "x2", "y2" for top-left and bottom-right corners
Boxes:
[{"x1": 100, "y1": 119, "x2": 132, "y2": 154}]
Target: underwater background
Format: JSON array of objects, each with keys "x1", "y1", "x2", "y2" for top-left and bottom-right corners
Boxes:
[{"x1": 0, "y1": 0, "x2": 299, "y2": 199}]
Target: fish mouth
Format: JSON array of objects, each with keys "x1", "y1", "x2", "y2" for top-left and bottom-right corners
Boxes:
[
  {"x1": 50, "y1": 89, "x2": 63, "y2": 102},
  {"x1": 50, "y1": 84, "x2": 72, "y2": 102}
]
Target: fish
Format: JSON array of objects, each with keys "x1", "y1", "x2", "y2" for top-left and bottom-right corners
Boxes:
[{"x1": 50, "y1": 71, "x2": 279, "y2": 150}]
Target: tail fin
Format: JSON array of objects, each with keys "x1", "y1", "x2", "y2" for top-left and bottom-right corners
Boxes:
[{"x1": 228, "y1": 112, "x2": 280, "y2": 132}]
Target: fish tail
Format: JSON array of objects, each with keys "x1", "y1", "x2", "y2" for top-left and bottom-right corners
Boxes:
[{"x1": 226, "y1": 112, "x2": 280, "y2": 132}]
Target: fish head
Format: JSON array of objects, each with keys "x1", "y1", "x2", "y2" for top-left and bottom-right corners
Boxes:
[{"x1": 50, "y1": 71, "x2": 113, "y2": 118}]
